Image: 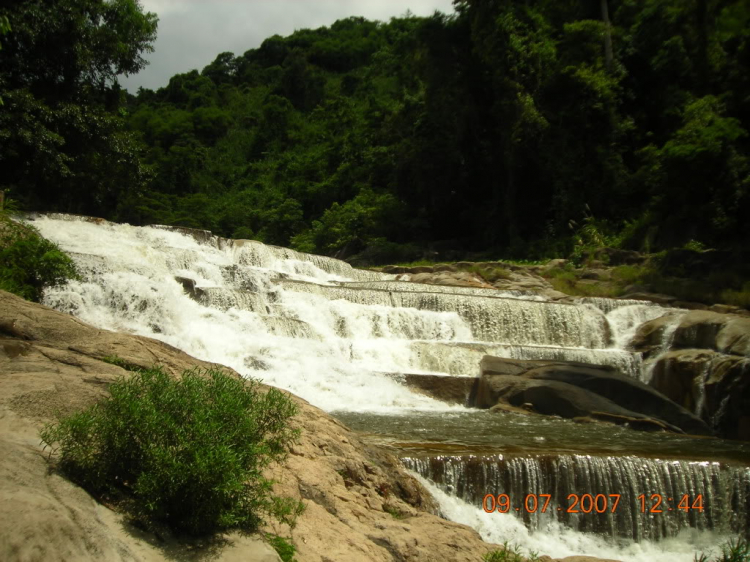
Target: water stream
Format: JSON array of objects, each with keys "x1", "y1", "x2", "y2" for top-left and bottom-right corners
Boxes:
[{"x1": 30, "y1": 214, "x2": 748, "y2": 561}]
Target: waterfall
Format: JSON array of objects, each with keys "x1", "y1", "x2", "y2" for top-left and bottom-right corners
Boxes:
[
  {"x1": 402, "y1": 454, "x2": 750, "y2": 541},
  {"x1": 27, "y1": 214, "x2": 747, "y2": 561}
]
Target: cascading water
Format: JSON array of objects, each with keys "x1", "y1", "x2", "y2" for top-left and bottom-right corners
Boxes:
[
  {"x1": 29, "y1": 214, "x2": 748, "y2": 562},
  {"x1": 402, "y1": 455, "x2": 749, "y2": 541}
]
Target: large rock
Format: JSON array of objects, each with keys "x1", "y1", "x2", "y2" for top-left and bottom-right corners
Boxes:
[
  {"x1": 648, "y1": 349, "x2": 716, "y2": 413},
  {"x1": 0, "y1": 290, "x2": 504, "y2": 562},
  {"x1": 633, "y1": 310, "x2": 750, "y2": 357},
  {"x1": 650, "y1": 349, "x2": 750, "y2": 440},
  {"x1": 387, "y1": 373, "x2": 477, "y2": 405},
  {"x1": 473, "y1": 356, "x2": 710, "y2": 435},
  {"x1": 633, "y1": 310, "x2": 750, "y2": 440}
]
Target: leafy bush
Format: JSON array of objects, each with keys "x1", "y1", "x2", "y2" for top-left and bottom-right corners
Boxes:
[
  {"x1": 267, "y1": 534, "x2": 298, "y2": 562},
  {"x1": 40, "y1": 365, "x2": 302, "y2": 536},
  {"x1": 721, "y1": 283, "x2": 750, "y2": 309},
  {"x1": 0, "y1": 216, "x2": 79, "y2": 302},
  {"x1": 483, "y1": 541, "x2": 539, "y2": 562}
]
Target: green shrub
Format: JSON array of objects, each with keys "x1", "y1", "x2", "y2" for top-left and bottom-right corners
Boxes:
[
  {"x1": 611, "y1": 265, "x2": 648, "y2": 285},
  {"x1": 267, "y1": 534, "x2": 298, "y2": 562},
  {"x1": 720, "y1": 282, "x2": 750, "y2": 309},
  {"x1": 0, "y1": 217, "x2": 79, "y2": 302},
  {"x1": 40, "y1": 366, "x2": 302, "y2": 536},
  {"x1": 483, "y1": 540, "x2": 539, "y2": 561}
]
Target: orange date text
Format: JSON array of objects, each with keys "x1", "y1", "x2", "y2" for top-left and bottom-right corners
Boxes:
[{"x1": 482, "y1": 493, "x2": 622, "y2": 514}]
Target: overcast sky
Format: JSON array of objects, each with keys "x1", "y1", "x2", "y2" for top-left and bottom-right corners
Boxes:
[{"x1": 119, "y1": 0, "x2": 456, "y2": 92}]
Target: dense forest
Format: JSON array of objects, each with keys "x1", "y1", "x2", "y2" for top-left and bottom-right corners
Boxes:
[{"x1": 1, "y1": 0, "x2": 749, "y2": 265}]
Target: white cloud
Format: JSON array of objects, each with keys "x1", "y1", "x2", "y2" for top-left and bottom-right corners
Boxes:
[{"x1": 121, "y1": 0, "x2": 455, "y2": 91}]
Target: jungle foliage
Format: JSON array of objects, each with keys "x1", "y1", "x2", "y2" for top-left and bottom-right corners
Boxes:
[{"x1": 1, "y1": 0, "x2": 749, "y2": 265}]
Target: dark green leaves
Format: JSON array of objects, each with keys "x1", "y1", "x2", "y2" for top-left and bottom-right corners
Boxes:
[{"x1": 41, "y1": 366, "x2": 301, "y2": 535}]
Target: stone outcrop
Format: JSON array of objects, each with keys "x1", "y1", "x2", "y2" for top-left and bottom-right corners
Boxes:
[
  {"x1": 633, "y1": 310, "x2": 750, "y2": 440},
  {"x1": 472, "y1": 356, "x2": 710, "y2": 435},
  {"x1": 648, "y1": 349, "x2": 750, "y2": 440},
  {"x1": 0, "y1": 290, "x2": 500, "y2": 562},
  {"x1": 633, "y1": 310, "x2": 750, "y2": 359},
  {"x1": 390, "y1": 266, "x2": 570, "y2": 300}
]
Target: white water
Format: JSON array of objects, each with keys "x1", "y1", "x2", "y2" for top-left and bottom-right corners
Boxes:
[
  {"x1": 30, "y1": 215, "x2": 736, "y2": 560},
  {"x1": 414, "y1": 474, "x2": 732, "y2": 562},
  {"x1": 34, "y1": 216, "x2": 463, "y2": 413}
]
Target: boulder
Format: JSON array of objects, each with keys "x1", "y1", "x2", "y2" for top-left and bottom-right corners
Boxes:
[
  {"x1": 408, "y1": 266, "x2": 434, "y2": 274},
  {"x1": 649, "y1": 349, "x2": 750, "y2": 440},
  {"x1": 674, "y1": 311, "x2": 750, "y2": 356},
  {"x1": 634, "y1": 310, "x2": 750, "y2": 357},
  {"x1": 473, "y1": 356, "x2": 710, "y2": 435},
  {"x1": 543, "y1": 259, "x2": 568, "y2": 271},
  {"x1": 630, "y1": 312, "x2": 684, "y2": 357},
  {"x1": 704, "y1": 355, "x2": 750, "y2": 440},
  {"x1": 386, "y1": 373, "x2": 477, "y2": 405},
  {"x1": 648, "y1": 349, "x2": 716, "y2": 414}
]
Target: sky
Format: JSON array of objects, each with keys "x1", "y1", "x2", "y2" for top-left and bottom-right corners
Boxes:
[{"x1": 120, "y1": 0, "x2": 457, "y2": 92}]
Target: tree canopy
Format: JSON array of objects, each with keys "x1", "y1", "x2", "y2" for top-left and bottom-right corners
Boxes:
[
  {"x1": 0, "y1": 0, "x2": 157, "y2": 215},
  {"x1": 2, "y1": 0, "x2": 749, "y2": 264}
]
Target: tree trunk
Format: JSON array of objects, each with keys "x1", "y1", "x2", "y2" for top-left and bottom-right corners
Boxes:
[
  {"x1": 600, "y1": 0, "x2": 613, "y2": 71},
  {"x1": 696, "y1": 0, "x2": 710, "y2": 94}
]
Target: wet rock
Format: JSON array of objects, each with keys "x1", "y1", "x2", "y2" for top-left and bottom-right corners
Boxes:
[
  {"x1": 621, "y1": 292, "x2": 676, "y2": 305},
  {"x1": 473, "y1": 356, "x2": 709, "y2": 435},
  {"x1": 673, "y1": 311, "x2": 750, "y2": 356},
  {"x1": 387, "y1": 373, "x2": 477, "y2": 405},
  {"x1": 175, "y1": 276, "x2": 200, "y2": 299}
]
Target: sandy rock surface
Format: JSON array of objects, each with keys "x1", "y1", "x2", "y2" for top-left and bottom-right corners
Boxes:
[{"x1": 0, "y1": 290, "x2": 621, "y2": 562}]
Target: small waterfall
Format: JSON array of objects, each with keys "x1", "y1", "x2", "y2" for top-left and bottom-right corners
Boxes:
[
  {"x1": 406, "y1": 341, "x2": 643, "y2": 379},
  {"x1": 580, "y1": 297, "x2": 657, "y2": 314},
  {"x1": 345, "y1": 280, "x2": 548, "y2": 301},
  {"x1": 606, "y1": 304, "x2": 677, "y2": 350},
  {"x1": 283, "y1": 281, "x2": 610, "y2": 348},
  {"x1": 642, "y1": 311, "x2": 689, "y2": 383},
  {"x1": 402, "y1": 454, "x2": 750, "y2": 542}
]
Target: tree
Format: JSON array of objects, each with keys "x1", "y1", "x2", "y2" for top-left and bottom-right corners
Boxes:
[
  {"x1": 0, "y1": 0, "x2": 157, "y2": 213},
  {"x1": 0, "y1": 0, "x2": 157, "y2": 102}
]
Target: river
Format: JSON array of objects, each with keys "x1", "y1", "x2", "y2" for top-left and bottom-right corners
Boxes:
[{"x1": 31, "y1": 214, "x2": 749, "y2": 561}]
